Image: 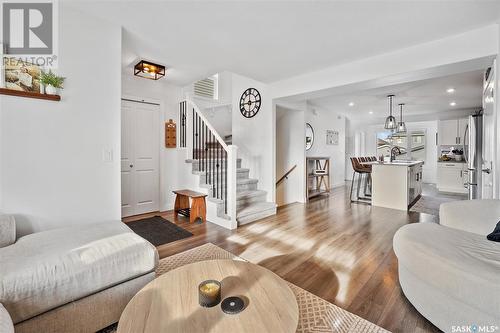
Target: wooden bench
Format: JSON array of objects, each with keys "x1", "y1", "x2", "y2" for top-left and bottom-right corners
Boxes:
[{"x1": 173, "y1": 189, "x2": 207, "y2": 224}]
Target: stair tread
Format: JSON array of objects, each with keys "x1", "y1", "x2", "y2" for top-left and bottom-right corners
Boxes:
[
  {"x1": 238, "y1": 178, "x2": 258, "y2": 184},
  {"x1": 237, "y1": 190, "x2": 267, "y2": 200},
  {"x1": 237, "y1": 202, "x2": 277, "y2": 217}
]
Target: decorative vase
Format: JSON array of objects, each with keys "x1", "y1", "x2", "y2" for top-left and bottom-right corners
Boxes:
[{"x1": 45, "y1": 85, "x2": 57, "y2": 95}]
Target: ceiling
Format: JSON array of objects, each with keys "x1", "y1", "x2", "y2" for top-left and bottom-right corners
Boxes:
[
  {"x1": 68, "y1": 1, "x2": 500, "y2": 86},
  {"x1": 308, "y1": 70, "x2": 484, "y2": 122}
]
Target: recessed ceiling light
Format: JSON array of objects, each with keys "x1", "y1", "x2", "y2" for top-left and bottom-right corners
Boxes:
[
  {"x1": 446, "y1": 88, "x2": 455, "y2": 94},
  {"x1": 450, "y1": 101, "x2": 457, "y2": 106},
  {"x1": 348, "y1": 102, "x2": 354, "y2": 107},
  {"x1": 369, "y1": 111, "x2": 373, "y2": 114}
]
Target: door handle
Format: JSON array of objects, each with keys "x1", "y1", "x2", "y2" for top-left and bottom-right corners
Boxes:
[{"x1": 482, "y1": 168, "x2": 491, "y2": 174}]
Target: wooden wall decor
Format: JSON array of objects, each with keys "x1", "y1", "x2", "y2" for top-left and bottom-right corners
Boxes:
[{"x1": 165, "y1": 119, "x2": 177, "y2": 148}]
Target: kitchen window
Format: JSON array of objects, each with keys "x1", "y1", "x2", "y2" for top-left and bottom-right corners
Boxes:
[{"x1": 376, "y1": 130, "x2": 426, "y2": 163}]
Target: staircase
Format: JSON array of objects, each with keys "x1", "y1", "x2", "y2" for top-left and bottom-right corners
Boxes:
[
  {"x1": 185, "y1": 147, "x2": 276, "y2": 226},
  {"x1": 181, "y1": 100, "x2": 276, "y2": 227}
]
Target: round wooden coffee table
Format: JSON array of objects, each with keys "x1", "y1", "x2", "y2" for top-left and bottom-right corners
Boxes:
[{"x1": 117, "y1": 259, "x2": 299, "y2": 333}]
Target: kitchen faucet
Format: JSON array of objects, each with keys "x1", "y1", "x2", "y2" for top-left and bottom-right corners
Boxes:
[{"x1": 390, "y1": 146, "x2": 401, "y2": 162}]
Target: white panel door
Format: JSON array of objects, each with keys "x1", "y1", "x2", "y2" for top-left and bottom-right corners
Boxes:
[{"x1": 121, "y1": 100, "x2": 160, "y2": 217}]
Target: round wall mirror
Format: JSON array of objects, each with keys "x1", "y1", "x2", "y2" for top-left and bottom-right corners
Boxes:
[{"x1": 305, "y1": 123, "x2": 314, "y2": 151}]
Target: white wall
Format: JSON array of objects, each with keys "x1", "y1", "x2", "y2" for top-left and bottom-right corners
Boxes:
[
  {"x1": 348, "y1": 120, "x2": 438, "y2": 184},
  {"x1": 122, "y1": 74, "x2": 185, "y2": 211},
  {"x1": 306, "y1": 104, "x2": 346, "y2": 187},
  {"x1": 276, "y1": 107, "x2": 305, "y2": 206},
  {"x1": 0, "y1": 5, "x2": 121, "y2": 236},
  {"x1": 231, "y1": 73, "x2": 275, "y2": 202}
]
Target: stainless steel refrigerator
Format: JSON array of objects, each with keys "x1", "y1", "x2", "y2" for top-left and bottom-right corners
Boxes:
[{"x1": 464, "y1": 113, "x2": 483, "y2": 199}]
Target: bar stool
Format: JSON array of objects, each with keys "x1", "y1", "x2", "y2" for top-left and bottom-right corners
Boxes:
[{"x1": 349, "y1": 157, "x2": 372, "y2": 203}]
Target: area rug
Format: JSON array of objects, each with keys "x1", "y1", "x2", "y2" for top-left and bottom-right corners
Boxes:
[
  {"x1": 409, "y1": 195, "x2": 458, "y2": 216},
  {"x1": 100, "y1": 243, "x2": 388, "y2": 333},
  {"x1": 125, "y1": 216, "x2": 192, "y2": 246}
]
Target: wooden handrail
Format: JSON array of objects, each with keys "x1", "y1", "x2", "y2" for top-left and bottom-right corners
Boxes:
[{"x1": 276, "y1": 165, "x2": 297, "y2": 186}]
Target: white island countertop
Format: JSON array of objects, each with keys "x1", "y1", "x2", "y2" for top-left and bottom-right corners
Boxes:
[
  {"x1": 369, "y1": 161, "x2": 424, "y2": 210},
  {"x1": 362, "y1": 160, "x2": 424, "y2": 167}
]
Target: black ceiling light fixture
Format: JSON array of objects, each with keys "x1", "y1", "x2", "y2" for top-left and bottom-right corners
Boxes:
[
  {"x1": 134, "y1": 60, "x2": 165, "y2": 80},
  {"x1": 397, "y1": 103, "x2": 407, "y2": 133},
  {"x1": 384, "y1": 94, "x2": 397, "y2": 130}
]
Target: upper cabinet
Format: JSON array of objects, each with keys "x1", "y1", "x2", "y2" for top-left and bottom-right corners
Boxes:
[
  {"x1": 457, "y1": 118, "x2": 468, "y2": 145},
  {"x1": 438, "y1": 118, "x2": 468, "y2": 146}
]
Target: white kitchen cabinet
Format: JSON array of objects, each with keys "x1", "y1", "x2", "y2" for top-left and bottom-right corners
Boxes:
[
  {"x1": 458, "y1": 118, "x2": 468, "y2": 145},
  {"x1": 438, "y1": 120, "x2": 459, "y2": 145},
  {"x1": 438, "y1": 118, "x2": 468, "y2": 146},
  {"x1": 437, "y1": 162, "x2": 467, "y2": 193}
]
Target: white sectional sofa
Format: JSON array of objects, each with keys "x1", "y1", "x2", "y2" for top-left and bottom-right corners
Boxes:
[
  {"x1": 0, "y1": 215, "x2": 158, "y2": 333},
  {"x1": 394, "y1": 199, "x2": 500, "y2": 332}
]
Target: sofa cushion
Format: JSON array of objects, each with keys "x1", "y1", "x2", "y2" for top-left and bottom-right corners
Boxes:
[
  {"x1": 0, "y1": 303, "x2": 14, "y2": 333},
  {"x1": 394, "y1": 223, "x2": 500, "y2": 319},
  {"x1": 439, "y1": 199, "x2": 500, "y2": 235},
  {"x1": 0, "y1": 222, "x2": 158, "y2": 324},
  {"x1": 0, "y1": 215, "x2": 16, "y2": 248}
]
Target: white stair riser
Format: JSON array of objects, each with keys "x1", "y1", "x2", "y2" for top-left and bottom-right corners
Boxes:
[
  {"x1": 237, "y1": 182, "x2": 258, "y2": 192},
  {"x1": 237, "y1": 207, "x2": 277, "y2": 225},
  {"x1": 237, "y1": 193, "x2": 267, "y2": 208}
]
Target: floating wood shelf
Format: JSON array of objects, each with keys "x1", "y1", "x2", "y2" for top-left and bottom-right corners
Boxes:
[{"x1": 0, "y1": 88, "x2": 61, "y2": 101}]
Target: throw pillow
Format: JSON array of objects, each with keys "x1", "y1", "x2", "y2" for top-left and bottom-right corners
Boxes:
[{"x1": 487, "y1": 221, "x2": 500, "y2": 242}]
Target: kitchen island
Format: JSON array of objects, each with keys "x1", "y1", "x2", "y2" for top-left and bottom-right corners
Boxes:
[{"x1": 368, "y1": 160, "x2": 424, "y2": 211}]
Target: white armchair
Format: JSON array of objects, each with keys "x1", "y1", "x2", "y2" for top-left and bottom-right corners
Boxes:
[
  {"x1": 0, "y1": 215, "x2": 16, "y2": 248},
  {"x1": 0, "y1": 303, "x2": 14, "y2": 333},
  {"x1": 394, "y1": 199, "x2": 500, "y2": 333}
]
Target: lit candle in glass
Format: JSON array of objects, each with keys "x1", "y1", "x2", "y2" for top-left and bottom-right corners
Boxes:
[{"x1": 198, "y1": 280, "x2": 221, "y2": 307}]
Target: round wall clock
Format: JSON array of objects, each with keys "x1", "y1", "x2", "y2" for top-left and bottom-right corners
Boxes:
[{"x1": 239, "y1": 88, "x2": 261, "y2": 118}]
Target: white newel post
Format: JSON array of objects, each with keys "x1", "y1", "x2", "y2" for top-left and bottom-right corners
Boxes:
[{"x1": 227, "y1": 145, "x2": 238, "y2": 229}]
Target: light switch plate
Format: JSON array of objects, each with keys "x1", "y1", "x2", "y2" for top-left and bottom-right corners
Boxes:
[{"x1": 102, "y1": 148, "x2": 113, "y2": 163}]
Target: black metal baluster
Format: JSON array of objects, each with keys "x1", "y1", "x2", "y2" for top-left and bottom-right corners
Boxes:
[
  {"x1": 224, "y1": 150, "x2": 227, "y2": 214},
  {"x1": 197, "y1": 113, "x2": 200, "y2": 161},
  {"x1": 217, "y1": 142, "x2": 220, "y2": 199},
  {"x1": 211, "y1": 133, "x2": 215, "y2": 197},
  {"x1": 192, "y1": 107, "x2": 195, "y2": 159},
  {"x1": 182, "y1": 102, "x2": 186, "y2": 147},
  {"x1": 200, "y1": 117, "x2": 205, "y2": 171},
  {"x1": 218, "y1": 143, "x2": 222, "y2": 200},
  {"x1": 204, "y1": 124, "x2": 208, "y2": 177}
]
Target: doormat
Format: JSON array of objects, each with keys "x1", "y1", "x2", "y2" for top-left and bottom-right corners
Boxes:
[{"x1": 126, "y1": 216, "x2": 193, "y2": 247}]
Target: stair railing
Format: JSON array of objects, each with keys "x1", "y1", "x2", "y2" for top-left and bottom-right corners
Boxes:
[
  {"x1": 276, "y1": 165, "x2": 297, "y2": 186},
  {"x1": 180, "y1": 98, "x2": 238, "y2": 229}
]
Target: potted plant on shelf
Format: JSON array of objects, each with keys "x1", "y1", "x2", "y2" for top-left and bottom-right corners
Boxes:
[
  {"x1": 452, "y1": 148, "x2": 464, "y2": 161},
  {"x1": 40, "y1": 70, "x2": 65, "y2": 95}
]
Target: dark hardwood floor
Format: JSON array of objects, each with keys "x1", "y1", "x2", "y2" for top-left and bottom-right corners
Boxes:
[{"x1": 123, "y1": 185, "x2": 451, "y2": 333}]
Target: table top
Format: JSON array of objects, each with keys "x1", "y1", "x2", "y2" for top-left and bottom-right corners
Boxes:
[
  {"x1": 173, "y1": 189, "x2": 207, "y2": 198},
  {"x1": 117, "y1": 259, "x2": 299, "y2": 333}
]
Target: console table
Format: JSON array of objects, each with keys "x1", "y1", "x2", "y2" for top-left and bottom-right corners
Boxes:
[{"x1": 306, "y1": 157, "x2": 330, "y2": 201}]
